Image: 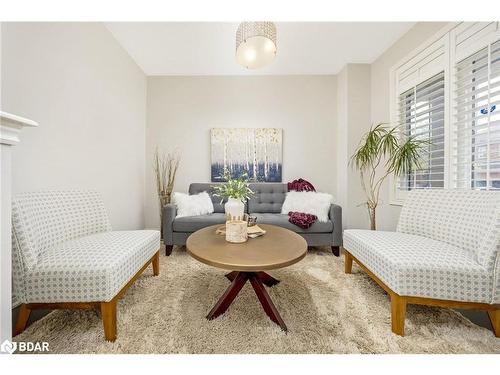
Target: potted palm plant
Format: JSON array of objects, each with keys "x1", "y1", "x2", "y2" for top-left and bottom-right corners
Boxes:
[
  {"x1": 350, "y1": 123, "x2": 428, "y2": 230},
  {"x1": 213, "y1": 169, "x2": 253, "y2": 220}
]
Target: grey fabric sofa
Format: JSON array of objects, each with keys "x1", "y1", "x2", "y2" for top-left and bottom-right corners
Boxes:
[{"x1": 163, "y1": 183, "x2": 343, "y2": 256}]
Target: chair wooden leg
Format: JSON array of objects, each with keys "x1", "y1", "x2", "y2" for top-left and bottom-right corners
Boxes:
[
  {"x1": 344, "y1": 250, "x2": 353, "y2": 274},
  {"x1": 165, "y1": 245, "x2": 173, "y2": 256},
  {"x1": 100, "y1": 300, "x2": 117, "y2": 342},
  {"x1": 391, "y1": 293, "x2": 407, "y2": 336},
  {"x1": 331, "y1": 246, "x2": 340, "y2": 257},
  {"x1": 152, "y1": 250, "x2": 160, "y2": 276},
  {"x1": 487, "y1": 309, "x2": 499, "y2": 337},
  {"x1": 14, "y1": 304, "x2": 32, "y2": 336}
]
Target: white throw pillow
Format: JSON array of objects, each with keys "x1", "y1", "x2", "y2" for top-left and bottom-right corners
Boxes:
[
  {"x1": 172, "y1": 191, "x2": 214, "y2": 218},
  {"x1": 281, "y1": 191, "x2": 333, "y2": 222}
]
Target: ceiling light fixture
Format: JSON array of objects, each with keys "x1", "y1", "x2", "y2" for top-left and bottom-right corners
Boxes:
[{"x1": 236, "y1": 22, "x2": 277, "y2": 69}]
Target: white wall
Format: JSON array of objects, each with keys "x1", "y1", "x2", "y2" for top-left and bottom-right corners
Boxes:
[
  {"x1": 336, "y1": 68, "x2": 348, "y2": 217},
  {"x1": 1, "y1": 23, "x2": 147, "y2": 230},
  {"x1": 145, "y1": 75, "x2": 337, "y2": 229},
  {"x1": 370, "y1": 22, "x2": 450, "y2": 230},
  {"x1": 0, "y1": 21, "x2": 452, "y2": 234},
  {"x1": 337, "y1": 64, "x2": 372, "y2": 229}
]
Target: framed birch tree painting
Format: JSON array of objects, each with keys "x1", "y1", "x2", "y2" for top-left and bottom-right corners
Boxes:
[{"x1": 210, "y1": 128, "x2": 282, "y2": 182}]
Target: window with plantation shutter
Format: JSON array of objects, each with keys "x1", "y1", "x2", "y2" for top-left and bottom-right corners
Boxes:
[
  {"x1": 398, "y1": 72, "x2": 446, "y2": 190},
  {"x1": 452, "y1": 39, "x2": 500, "y2": 190},
  {"x1": 389, "y1": 23, "x2": 500, "y2": 204}
]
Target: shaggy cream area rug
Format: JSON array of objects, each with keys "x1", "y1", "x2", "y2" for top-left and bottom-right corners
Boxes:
[{"x1": 14, "y1": 247, "x2": 500, "y2": 354}]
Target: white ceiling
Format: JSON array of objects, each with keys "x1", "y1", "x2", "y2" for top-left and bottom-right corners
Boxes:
[{"x1": 105, "y1": 22, "x2": 415, "y2": 76}]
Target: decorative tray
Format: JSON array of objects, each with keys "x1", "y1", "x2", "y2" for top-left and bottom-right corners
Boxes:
[{"x1": 215, "y1": 224, "x2": 266, "y2": 238}]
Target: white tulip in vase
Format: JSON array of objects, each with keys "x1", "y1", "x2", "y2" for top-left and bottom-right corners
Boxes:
[{"x1": 213, "y1": 168, "x2": 253, "y2": 221}]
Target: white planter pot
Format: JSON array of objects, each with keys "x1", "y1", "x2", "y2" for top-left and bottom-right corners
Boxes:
[{"x1": 224, "y1": 198, "x2": 245, "y2": 221}]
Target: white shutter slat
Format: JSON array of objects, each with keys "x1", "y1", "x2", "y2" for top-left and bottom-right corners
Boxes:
[
  {"x1": 454, "y1": 79, "x2": 500, "y2": 101},
  {"x1": 454, "y1": 74, "x2": 490, "y2": 93},
  {"x1": 454, "y1": 99, "x2": 500, "y2": 124},
  {"x1": 399, "y1": 90, "x2": 444, "y2": 107},
  {"x1": 454, "y1": 91, "x2": 497, "y2": 108},
  {"x1": 453, "y1": 119, "x2": 500, "y2": 134},
  {"x1": 455, "y1": 63, "x2": 489, "y2": 83},
  {"x1": 401, "y1": 106, "x2": 445, "y2": 122},
  {"x1": 400, "y1": 78, "x2": 445, "y2": 99},
  {"x1": 455, "y1": 22, "x2": 497, "y2": 47},
  {"x1": 455, "y1": 58, "x2": 489, "y2": 77},
  {"x1": 453, "y1": 148, "x2": 500, "y2": 159},
  {"x1": 407, "y1": 125, "x2": 445, "y2": 136},
  {"x1": 397, "y1": 186, "x2": 446, "y2": 190},
  {"x1": 415, "y1": 80, "x2": 445, "y2": 98}
]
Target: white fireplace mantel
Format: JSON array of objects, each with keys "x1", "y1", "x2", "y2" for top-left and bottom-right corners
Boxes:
[
  {"x1": 0, "y1": 111, "x2": 38, "y2": 345},
  {"x1": 0, "y1": 111, "x2": 39, "y2": 145}
]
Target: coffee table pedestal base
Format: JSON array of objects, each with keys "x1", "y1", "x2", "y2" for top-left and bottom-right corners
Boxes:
[
  {"x1": 225, "y1": 271, "x2": 280, "y2": 287},
  {"x1": 207, "y1": 271, "x2": 287, "y2": 332}
]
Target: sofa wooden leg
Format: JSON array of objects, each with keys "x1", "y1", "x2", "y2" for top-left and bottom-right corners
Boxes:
[
  {"x1": 152, "y1": 250, "x2": 160, "y2": 276},
  {"x1": 100, "y1": 300, "x2": 117, "y2": 342},
  {"x1": 165, "y1": 245, "x2": 173, "y2": 256},
  {"x1": 14, "y1": 304, "x2": 32, "y2": 336},
  {"x1": 391, "y1": 293, "x2": 407, "y2": 336},
  {"x1": 344, "y1": 250, "x2": 353, "y2": 274},
  {"x1": 331, "y1": 246, "x2": 340, "y2": 257},
  {"x1": 487, "y1": 309, "x2": 499, "y2": 337}
]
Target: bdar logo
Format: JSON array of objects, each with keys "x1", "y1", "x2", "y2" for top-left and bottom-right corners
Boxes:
[
  {"x1": 0, "y1": 340, "x2": 16, "y2": 354},
  {"x1": 0, "y1": 339, "x2": 48, "y2": 353}
]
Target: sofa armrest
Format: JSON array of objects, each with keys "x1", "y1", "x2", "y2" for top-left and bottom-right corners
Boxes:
[
  {"x1": 162, "y1": 203, "x2": 176, "y2": 245},
  {"x1": 329, "y1": 203, "x2": 343, "y2": 246}
]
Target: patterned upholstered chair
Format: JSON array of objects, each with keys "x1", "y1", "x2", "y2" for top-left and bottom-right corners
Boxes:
[
  {"x1": 343, "y1": 190, "x2": 500, "y2": 337},
  {"x1": 12, "y1": 191, "x2": 160, "y2": 341}
]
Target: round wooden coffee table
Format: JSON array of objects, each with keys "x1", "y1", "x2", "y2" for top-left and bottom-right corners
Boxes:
[{"x1": 186, "y1": 224, "x2": 307, "y2": 332}]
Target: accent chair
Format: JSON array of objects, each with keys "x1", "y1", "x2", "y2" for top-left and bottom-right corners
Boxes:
[
  {"x1": 12, "y1": 190, "x2": 160, "y2": 341},
  {"x1": 343, "y1": 190, "x2": 500, "y2": 337}
]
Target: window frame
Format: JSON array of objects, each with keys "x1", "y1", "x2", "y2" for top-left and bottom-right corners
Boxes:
[
  {"x1": 451, "y1": 34, "x2": 500, "y2": 191},
  {"x1": 398, "y1": 72, "x2": 446, "y2": 192},
  {"x1": 389, "y1": 31, "x2": 451, "y2": 205},
  {"x1": 389, "y1": 22, "x2": 500, "y2": 205}
]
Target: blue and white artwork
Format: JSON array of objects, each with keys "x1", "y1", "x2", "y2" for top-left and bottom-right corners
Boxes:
[{"x1": 211, "y1": 128, "x2": 282, "y2": 182}]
